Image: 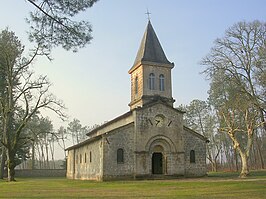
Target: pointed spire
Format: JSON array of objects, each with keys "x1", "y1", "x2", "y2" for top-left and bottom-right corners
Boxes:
[{"x1": 132, "y1": 21, "x2": 172, "y2": 68}]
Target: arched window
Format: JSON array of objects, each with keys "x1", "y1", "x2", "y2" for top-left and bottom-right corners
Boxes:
[
  {"x1": 159, "y1": 74, "x2": 165, "y2": 91},
  {"x1": 117, "y1": 148, "x2": 124, "y2": 163},
  {"x1": 135, "y1": 76, "x2": 138, "y2": 94},
  {"x1": 149, "y1": 73, "x2": 155, "y2": 90},
  {"x1": 190, "y1": 150, "x2": 195, "y2": 163},
  {"x1": 84, "y1": 153, "x2": 87, "y2": 163}
]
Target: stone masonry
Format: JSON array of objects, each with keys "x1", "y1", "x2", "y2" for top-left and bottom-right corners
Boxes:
[{"x1": 66, "y1": 20, "x2": 207, "y2": 181}]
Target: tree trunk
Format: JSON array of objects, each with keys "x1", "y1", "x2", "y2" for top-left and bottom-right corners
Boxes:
[
  {"x1": 251, "y1": 144, "x2": 257, "y2": 169},
  {"x1": 6, "y1": 150, "x2": 16, "y2": 182},
  {"x1": 259, "y1": 108, "x2": 266, "y2": 131},
  {"x1": 239, "y1": 151, "x2": 249, "y2": 178},
  {"x1": 41, "y1": 144, "x2": 45, "y2": 169},
  {"x1": 208, "y1": 153, "x2": 219, "y2": 172},
  {"x1": 210, "y1": 161, "x2": 218, "y2": 172},
  {"x1": 234, "y1": 148, "x2": 239, "y2": 172},
  {"x1": 223, "y1": 142, "x2": 233, "y2": 171},
  {"x1": 31, "y1": 141, "x2": 35, "y2": 170},
  {"x1": 37, "y1": 144, "x2": 42, "y2": 169},
  {"x1": 49, "y1": 140, "x2": 55, "y2": 169},
  {"x1": 45, "y1": 143, "x2": 49, "y2": 169},
  {"x1": 256, "y1": 135, "x2": 265, "y2": 169},
  {"x1": 0, "y1": 147, "x2": 6, "y2": 179}
]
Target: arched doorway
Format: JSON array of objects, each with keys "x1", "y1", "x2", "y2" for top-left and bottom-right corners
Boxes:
[
  {"x1": 152, "y1": 152, "x2": 163, "y2": 174},
  {"x1": 146, "y1": 136, "x2": 176, "y2": 176}
]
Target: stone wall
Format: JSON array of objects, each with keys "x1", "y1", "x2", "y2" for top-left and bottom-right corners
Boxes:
[
  {"x1": 129, "y1": 62, "x2": 174, "y2": 110},
  {"x1": 134, "y1": 103, "x2": 185, "y2": 177},
  {"x1": 66, "y1": 138, "x2": 103, "y2": 180},
  {"x1": 184, "y1": 127, "x2": 207, "y2": 177},
  {"x1": 142, "y1": 63, "x2": 173, "y2": 99},
  {"x1": 5, "y1": 169, "x2": 66, "y2": 177},
  {"x1": 66, "y1": 149, "x2": 75, "y2": 179},
  {"x1": 66, "y1": 102, "x2": 207, "y2": 181},
  {"x1": 130, "y1": 65, "x2": 143, "y2": 108},
  {"x1": 102, "y1": 124, "x2": 135, "y2": 180}
]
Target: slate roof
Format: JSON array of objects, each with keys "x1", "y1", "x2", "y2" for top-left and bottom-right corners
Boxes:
[{"x1": 131, "y1": 20, "x2": 172, "y2": 69}]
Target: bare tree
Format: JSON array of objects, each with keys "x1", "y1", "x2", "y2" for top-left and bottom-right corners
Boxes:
[
  {"x1": 202, "y1": 20, "x2": 266, "y2": 130},
  {"x1": 219, "y1": 98, "x2": 263, "y2": 177},
  {"x1": 0, "y1": 29, "x2": 65, "y2": 181},
  {"x1": 201, "y1": 20, "x2": 266, "y2": 177}
]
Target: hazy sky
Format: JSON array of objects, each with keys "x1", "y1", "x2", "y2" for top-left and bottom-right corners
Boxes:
[{"x1": 1, "y1": 0, "x2": 266, "y2": 155}]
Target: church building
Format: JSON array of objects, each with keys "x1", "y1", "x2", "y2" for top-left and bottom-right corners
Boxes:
[{"x1": 66, "y1": 20, "x2": 207, "y2": 181}]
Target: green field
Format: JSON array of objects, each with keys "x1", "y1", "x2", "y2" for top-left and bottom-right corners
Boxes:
[{"x1": 0, "y1": 171, "x2": 265, "y2": 199}]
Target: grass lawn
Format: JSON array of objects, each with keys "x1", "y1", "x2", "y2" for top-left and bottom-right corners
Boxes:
[{"x1": 0, "y1": 170, "x2": 265, "y2": 199}]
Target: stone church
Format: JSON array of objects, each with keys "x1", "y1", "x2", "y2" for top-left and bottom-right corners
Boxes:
[{"x1": 66, "y1": 20, "x2": 207, "y2": 181}]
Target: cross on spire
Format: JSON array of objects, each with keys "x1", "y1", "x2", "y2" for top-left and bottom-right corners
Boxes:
[{"x1": 145, "y1": 9, "x2": 151, "y2": 20}]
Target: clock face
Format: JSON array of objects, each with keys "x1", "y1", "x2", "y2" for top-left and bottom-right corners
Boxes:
[{"x1": 154, "y1": 115, "x2": 164, "y2": 127}]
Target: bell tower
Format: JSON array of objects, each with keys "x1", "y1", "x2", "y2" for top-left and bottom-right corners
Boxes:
[{"x1": 129, "y1": 21, "x2": 175, "y2": 110}]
